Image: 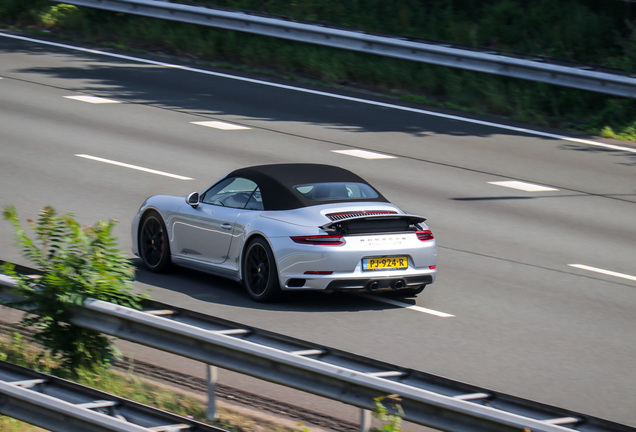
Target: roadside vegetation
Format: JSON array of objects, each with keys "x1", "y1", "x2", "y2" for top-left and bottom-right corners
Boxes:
[
  {"x1": 1, "y1": 0, "x2": 636, "y2": 141},
  {"x1": 2, "y1": 205, "x2": 146, "y2": 376},
  {"x1": 0, "y1": 206, "x2": 404, "y2": 431},
  {"x1": 0, "y1": 330, "x2": 404, "y2": 432},
  {"x1": 0, "y1": 331, "x2": 307, "y2": 432},
  {"x1": 0, "y1": 205, "x2": 309, "y2": 431},
  {"x1": 0, "y1": 206, "x2": 309, "y2": 431}
]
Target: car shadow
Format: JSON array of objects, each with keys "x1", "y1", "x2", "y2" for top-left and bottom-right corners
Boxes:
[{"x1": 131, "y1": 258, "x2": 417, "y2": 313}]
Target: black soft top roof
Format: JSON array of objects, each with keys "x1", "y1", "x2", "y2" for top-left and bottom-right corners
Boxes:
[{"x1": 226, "y1": 163, "x2": 388, "y2": 210}]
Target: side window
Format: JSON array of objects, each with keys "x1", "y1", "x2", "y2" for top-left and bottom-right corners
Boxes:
[
  {"x1": 245, "y1": 188, "x2": 264, "y2": 210},
  {"x1": 201, "y1": 177, "x2": 260, "y2": 209}
]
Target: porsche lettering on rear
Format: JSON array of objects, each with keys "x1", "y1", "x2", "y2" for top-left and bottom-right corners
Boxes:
[{"x1": 357, "y1": 236, "x2": 409, "y2": 247}]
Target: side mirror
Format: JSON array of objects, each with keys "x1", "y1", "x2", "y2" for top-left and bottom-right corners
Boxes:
[{"x1": 186, "y1": 192, "x2": 200, "y2": 208}]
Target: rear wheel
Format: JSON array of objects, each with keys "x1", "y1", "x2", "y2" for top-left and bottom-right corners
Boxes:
[
  {"x1": 139, "y1": 211, "x2": 171, "y2": 272},
  {"x1": 242, "y1": 237, "x2": 281, "y2": 302}
]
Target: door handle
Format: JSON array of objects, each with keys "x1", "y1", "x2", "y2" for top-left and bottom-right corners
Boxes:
[{"x1": 220, "y1": 223, "x2": 232, "y2": 230}]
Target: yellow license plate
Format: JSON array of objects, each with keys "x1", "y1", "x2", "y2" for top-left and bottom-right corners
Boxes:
[{"x1": 363, "y1": 256, "x2": 408, "y2": 271}]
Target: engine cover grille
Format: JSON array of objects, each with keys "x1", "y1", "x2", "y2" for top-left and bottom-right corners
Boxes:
[{"x1": 326, "y1": 210, "x2": 397, "y2": 221}]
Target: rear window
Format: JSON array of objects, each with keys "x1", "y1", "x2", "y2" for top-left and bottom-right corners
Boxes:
[{"x1": 294, "y1": 182, "x2": 378, "y2": 201}]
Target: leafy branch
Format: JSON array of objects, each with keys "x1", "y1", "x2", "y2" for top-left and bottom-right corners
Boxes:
[
  {"x1": 372, "y1": 394, "x2": 405, "y2": 432},
  {"x1": 2, "y1": 205, "x2": 147, "y2": 376}
]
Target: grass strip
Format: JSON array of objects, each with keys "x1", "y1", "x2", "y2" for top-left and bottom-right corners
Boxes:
[{"x1": 0, "y1": 326, "x2": 326, "y2": 432}]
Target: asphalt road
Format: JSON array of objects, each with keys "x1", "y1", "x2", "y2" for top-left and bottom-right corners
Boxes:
[{"x1": 1, "y1": 31, "x2": 635, "y2": 429}]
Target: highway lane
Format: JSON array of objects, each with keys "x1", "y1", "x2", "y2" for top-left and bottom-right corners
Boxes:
[{"x1": 1, "y1": 32, "x2": 635, "y2": 428}]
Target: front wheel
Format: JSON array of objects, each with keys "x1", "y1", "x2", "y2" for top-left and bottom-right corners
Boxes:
[
  {"x1": 242, "y1": 237, "x2": 282, "y2": 302},
  {"x1": 139, "y1": 211, "x2": 171, "y2": 272}
]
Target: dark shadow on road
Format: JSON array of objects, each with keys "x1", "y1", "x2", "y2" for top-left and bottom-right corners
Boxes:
[
  {"x1": 3, "y1": 32, "x2": 622, "y2": 147},
  {"x1": 452, "y1": 193, "x2": 636, "y2": 202},
  {"x1": 131, "y1": 258, "x2": 419, "y2": 313},
  {"x1": 453, "y1": 196, "x2": 534, "y2": 201},
  {"x1": 560, "y1": 143, "x2": 636, "y2": 166}
]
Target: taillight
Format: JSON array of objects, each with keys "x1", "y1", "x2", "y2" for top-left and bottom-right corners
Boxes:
[
  {"x1": 415, "y1": 230, "x2": 434, "y2": 241},
  {"x1": 291, "y1": 235, "x2": 344, "y2": 245}
]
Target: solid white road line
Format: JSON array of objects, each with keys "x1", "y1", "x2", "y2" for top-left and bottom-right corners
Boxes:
[
  {"x1": 359, "y1": 294, "x2": 454, "y2": 317},
  {"x1": 64, "y1": 95, "x2": 120, "y2": 104},
  {"x1": 568, "y1": 264, "x2": 636, "y2": 282},
  {"x1": 488, "y1": 181, "x2": 559, "y2": 192},
  {"x1": 75, "y1": 154, "x2": 193, "y2": 180},
  {"x1": 331, "y1": 149, "x2": 396, "y2": 159},
  {"x1": 3, "y1": 32, "x2": 635, "y2": 155},
  {"x1": 191, "y1": 121, "x2": 250, "y2": 130}
]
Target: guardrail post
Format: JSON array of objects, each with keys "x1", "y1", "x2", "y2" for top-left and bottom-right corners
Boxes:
[
  {"x1": 360, "y1": 409, "x2": 372, "y2": 432},
  {"x1": 206, "y1": 364, "x2": 219, "y2": 420}
]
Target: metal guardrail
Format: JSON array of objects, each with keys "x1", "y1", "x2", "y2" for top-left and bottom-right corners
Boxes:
[
  {"x1": 0, "y1": 360, "x2": 224, "y2": 432},
  {"x1": 1, "y1": 273, "x2": 634, "y2": 432},
  {"x1": 49, "y1": 0, "x2": 636, "y2": 97}
]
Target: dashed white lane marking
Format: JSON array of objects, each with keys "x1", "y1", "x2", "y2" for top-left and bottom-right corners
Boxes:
[
  {"x1": 331, "y1": 149, "x2": 396, "y2": 159},
  {"x1": 3, "y1": 32, "x2": 636, "y2": 154},
  {"x1": 64, "y1": 95, "x2": 120, "y2": 104},
  {"x1": 359, "y1": 294, "x2": 454, "y2": 317},
  {"x1": 488, "y1": 181, "x2": 559, "y2": 192},
  {"x1": 569, "y1": 264, "x2": 636, "y2": 282},
  {"x1": 75, "y1": 154, "x2": 193, "y2": 180},
  {"x1": 191, "y1": 121, "x2": 250, "y2": 130}
]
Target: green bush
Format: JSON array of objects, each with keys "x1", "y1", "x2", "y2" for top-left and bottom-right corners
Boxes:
[
  {"x1": 371, "y1": 394, "x2": 404, "y2": 432},
  {"x1": 0, "y1": 0, "x2": 47, "y2": 22},
  {"x1": 2, "y1": 205, "x2": 147, "y2": 377},
  {"x1": 37, "y1": 3, "x2": 82, "y2": 29}
]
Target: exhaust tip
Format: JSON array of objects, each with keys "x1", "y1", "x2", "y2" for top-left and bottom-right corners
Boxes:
[
  {"x1": 367, "y1": 281, "x2": 380, "y2": 291},
  {"x1": 393, "y1": 279, "x2": 405, "y2": 289}
]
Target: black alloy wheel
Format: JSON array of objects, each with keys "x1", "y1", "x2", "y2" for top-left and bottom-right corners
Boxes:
[
  {"x1": 139, "y1": 212, "x2": 171, "y2": 272},
  {"x1": 243, "y1": 237, "x2": 281, "y2": 302}
]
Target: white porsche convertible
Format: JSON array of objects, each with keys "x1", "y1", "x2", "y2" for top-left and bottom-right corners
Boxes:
[{"x1": 132, "y1": 163, "x2": 437, "y2": 301}]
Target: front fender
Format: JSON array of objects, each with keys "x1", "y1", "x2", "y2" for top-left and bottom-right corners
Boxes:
[{"x1": 130, "y1": 195, "x2": 186, "y2": 257}]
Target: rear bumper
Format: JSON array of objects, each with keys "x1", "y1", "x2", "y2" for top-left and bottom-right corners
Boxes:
[
  {"x1": 325, "y1": 275, "x2": 432, "y2": 291},
  {"x1": 281, "y1": 270, "x2": 435, "y2": 292}
]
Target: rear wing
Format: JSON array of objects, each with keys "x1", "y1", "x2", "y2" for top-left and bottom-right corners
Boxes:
[{"x1": 320, "y1": 214, "x2": 427, "y2": 234}]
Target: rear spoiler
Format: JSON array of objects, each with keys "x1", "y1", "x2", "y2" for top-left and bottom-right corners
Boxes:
[{"x1": 320, "y1": 213, "x2": 426, "y2": 232}]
